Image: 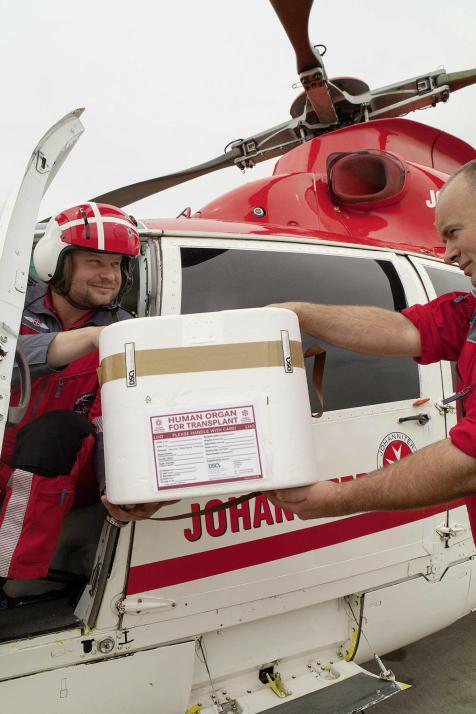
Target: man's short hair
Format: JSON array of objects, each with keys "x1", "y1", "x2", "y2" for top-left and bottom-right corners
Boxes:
[{"x1": 442, "y1": 159, "x2": 476, "y2": 194}]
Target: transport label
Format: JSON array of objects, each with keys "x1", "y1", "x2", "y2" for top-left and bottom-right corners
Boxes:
[{"x1": 150, "y1": 404, "x2": 264, "y2": 490}]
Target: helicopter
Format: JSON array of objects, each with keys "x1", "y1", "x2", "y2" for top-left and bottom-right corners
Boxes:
[{"x1": 1, "y1": 0, "x2": 476, "y2": 712}]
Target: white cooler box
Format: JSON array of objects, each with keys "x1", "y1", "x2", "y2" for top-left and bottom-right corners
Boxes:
[{"x1": 99, "y1": 308, "x2": 317, "y2": 503}]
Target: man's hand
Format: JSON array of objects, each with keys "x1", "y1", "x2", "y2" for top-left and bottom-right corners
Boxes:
[
  {"x1": 268, "y1": 439, "x2": 476, "y2": 521},
  {"x1": 267, "y1": 302, "x2": 301, "y2": 313},
  {"x1": 101, "y1": 494, "x2": 178, "y2": 522},
  {"x1": 268, "y1": 481, "x2": 346, "y2": 520}
]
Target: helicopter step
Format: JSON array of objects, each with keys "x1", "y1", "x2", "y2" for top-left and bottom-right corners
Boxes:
[{"x1": 195, "y1": 660, "x2": 405, "y2": 714}]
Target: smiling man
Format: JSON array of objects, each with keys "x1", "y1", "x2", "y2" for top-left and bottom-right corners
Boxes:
[
  {"x1": 268, "y1": 160, "x2": 476, "y2": 539},
  {"x1": 0, "y1": 203, "x2": 164, "y2": 588}
]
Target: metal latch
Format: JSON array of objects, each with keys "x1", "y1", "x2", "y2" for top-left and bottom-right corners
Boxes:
[
  {"x1": 36, "y1": 151, "x2": 51, "y2": 174},
  {"x1": 436, "y1": 523, "x2": 466, "y2": 541},
  {"x1": 266, "y1": 672, "x2": 292, "y2": 698},
  {"x1": 436, "y1": 385, "x2": 473, "y2": 415},
  {"x1": 435, "y1": 401, "x2": 456, "y2": 415}
]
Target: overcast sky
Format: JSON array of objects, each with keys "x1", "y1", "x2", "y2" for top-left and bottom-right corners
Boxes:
[{"x1": 0, "y1": 0, "x2": 475, "y2": 221}]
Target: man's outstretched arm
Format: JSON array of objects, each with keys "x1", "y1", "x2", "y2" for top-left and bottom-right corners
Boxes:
[
  {"x1": 270, "y1": 302, "x2": 422, "y2": 357},
  {"x1": 268, "y1": 439, "x2": 476, "y2": 519}
]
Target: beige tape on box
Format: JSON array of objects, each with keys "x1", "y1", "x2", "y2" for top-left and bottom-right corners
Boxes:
[{"x1": 98, "y1": 339, "x2": 305, "y2": 386}]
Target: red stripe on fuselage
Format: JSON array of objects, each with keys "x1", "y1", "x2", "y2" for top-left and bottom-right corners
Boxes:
[{"x1": 126, "y1": 505, "x2": 448, "y2": 595}]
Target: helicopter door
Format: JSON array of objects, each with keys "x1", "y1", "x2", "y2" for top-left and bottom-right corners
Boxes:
[
  {"x1": 0, "y1": 110, "x2": 84, "y2": 453},
  {"x1": 120, "y1": 236, "x2": 450, "y2": 629},
  {"x1": 408, "y1": 256, "x2": 474, "y2": 551}
]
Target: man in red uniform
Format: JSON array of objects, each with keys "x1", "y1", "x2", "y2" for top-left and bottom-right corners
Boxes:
[
  {"x1": 0, "y1": 203, "x2": 161, "y2": 584},
  {"x1": 268, "y1": 160, "x2": 476, "y2": 533}
]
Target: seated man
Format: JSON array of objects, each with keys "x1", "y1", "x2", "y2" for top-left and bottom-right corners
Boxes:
[{"x1": 0, "y1": 202, "x2": 163, "y2": 588}]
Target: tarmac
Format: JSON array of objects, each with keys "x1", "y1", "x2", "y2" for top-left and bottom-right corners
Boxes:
[{"x1": 363, "y1": 610, "x2": 476, "y2": 713}]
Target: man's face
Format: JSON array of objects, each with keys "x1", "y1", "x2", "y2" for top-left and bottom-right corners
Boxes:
[
  {"x1": 68, "y1": 251, "x2": 122, "y2": 308},
  {"x1": 436, "y1": 174, "x2": 476, "y2": 286}
]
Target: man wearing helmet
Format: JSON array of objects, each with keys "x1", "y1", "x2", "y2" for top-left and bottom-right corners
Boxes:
[{"x1": 0, "y1": 203, "x2": 163, "y2": 586}]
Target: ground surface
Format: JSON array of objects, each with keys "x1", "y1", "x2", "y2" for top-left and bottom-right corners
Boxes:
[{"x1": 364, "y1": 611, "x2": 476, "y2": 713}]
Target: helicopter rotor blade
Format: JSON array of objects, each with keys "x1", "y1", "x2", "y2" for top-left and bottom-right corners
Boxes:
[
  {"x1": 269, "y1": 0, "x2": 321, "y2": 74},
  {"x1": 90, "y1": 148, "x2": 242, "y2": 208},
  {"x1": 89, "y1": 117, "x2": 314, "y2": 209},
  {"x1": 436, "y1": 68, "x2": 476, "y2": 93},
  {"x1": 306, "y1": 67, "x2": 476, "y2": 124},
  {"x1": 360, "y1": 67, "x2": 476, "y2": 121},
  {"x1": 269, "y1": 0, "x2": 338, "y2": 125}
]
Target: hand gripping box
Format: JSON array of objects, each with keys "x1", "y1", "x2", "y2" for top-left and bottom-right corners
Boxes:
[{"x1": 99, "y1": 308, "x2": 317, "y2": 503}]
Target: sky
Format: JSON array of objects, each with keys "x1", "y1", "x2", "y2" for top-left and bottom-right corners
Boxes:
[{"x1": 0, "y1": 0, "x2": 475, "y2": 221}]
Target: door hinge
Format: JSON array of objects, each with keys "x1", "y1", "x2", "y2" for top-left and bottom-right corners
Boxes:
[{"x1": 116, "y1": 595, "x2": 176, "y2": 615}]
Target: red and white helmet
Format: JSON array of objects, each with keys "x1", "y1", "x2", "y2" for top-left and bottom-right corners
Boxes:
[{"x1": 34, "y1": 202, "x2": 140, "y2": 284}]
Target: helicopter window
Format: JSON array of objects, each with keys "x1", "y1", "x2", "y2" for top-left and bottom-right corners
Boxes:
[
  {"x1": 425, "y1": 266, "x2": 471, "y2": 391},
  {"x1": 425, "y1": 266, "x2": 471, "y2": 298},
  {"x1": 181, "y1": 247, "x2": 228, "y2": 267},
  {"x1": 180, "y1": 247, "x2": 419, "y2": 412}
]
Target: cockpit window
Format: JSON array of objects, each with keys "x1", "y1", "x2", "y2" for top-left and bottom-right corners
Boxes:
[
  {"x1": 180, "y1": 247, "x2": 419, "y2": 412},
  {"x1": 425, "y1": 266, "x2": 471, "y2": 297},
  {"x1": 425, "y1": 265, "x2": 471, "y2": 391}
]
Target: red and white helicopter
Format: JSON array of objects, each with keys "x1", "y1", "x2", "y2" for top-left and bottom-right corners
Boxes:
[{"x1": 1, "y1": 1, "x2": 476, "y2": 711}]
